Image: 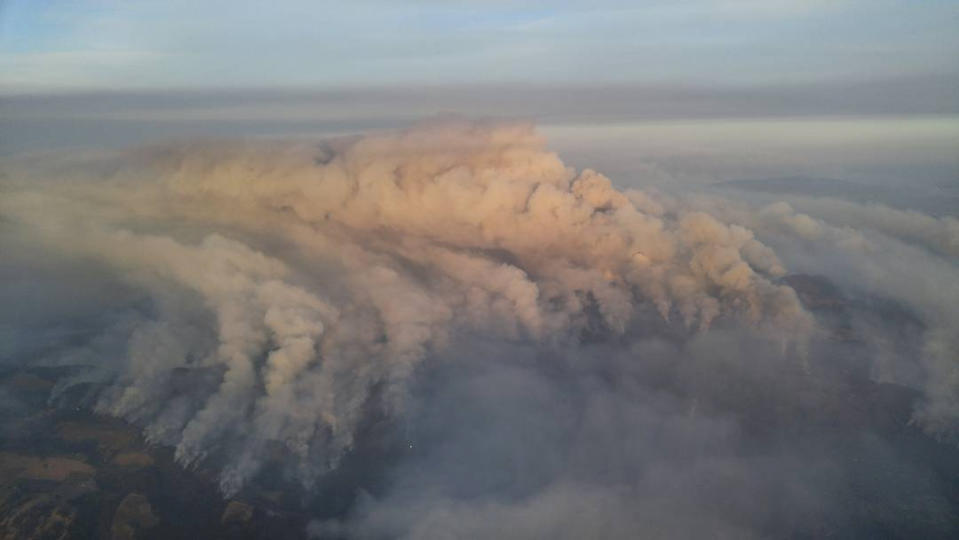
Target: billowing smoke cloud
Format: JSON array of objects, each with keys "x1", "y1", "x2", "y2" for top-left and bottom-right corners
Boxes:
[{"x1": 1, "y1": 119, "x2": 957, "y2": 537}]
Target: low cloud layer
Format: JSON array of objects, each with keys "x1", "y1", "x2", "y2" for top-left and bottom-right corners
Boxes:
[{"x1": 1, "y1": 119, "x2": 957, "y2": 537}]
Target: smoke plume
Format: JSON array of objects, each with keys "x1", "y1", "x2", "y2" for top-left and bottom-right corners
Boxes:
[{"x1": 1, "y1": 119, "x2": 957, "y2": 537}]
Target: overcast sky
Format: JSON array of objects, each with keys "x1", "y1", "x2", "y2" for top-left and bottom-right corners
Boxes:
[{"x1": 1, "y1": 1, "x2": 958, "y2": 92}]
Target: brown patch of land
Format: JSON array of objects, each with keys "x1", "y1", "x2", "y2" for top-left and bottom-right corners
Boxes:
[
  {"x1": 0, "y1": 452, "x2": 95, "y2": 482},
  {"x1": 57, "y1": 421, "x2": 140, "y2": 454},
  {"x1": 112, "y1": 452, "x2": 155, "y2": 468}
]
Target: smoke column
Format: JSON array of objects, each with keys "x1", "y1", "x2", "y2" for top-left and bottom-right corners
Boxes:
[{"x1": 1, "y1": 119, "x2": 957, "y2": 537}]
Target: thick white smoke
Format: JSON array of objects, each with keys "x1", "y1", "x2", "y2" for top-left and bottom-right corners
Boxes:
[{"x1": 1, "y1": 119, "x2": 956, "y2": 535}]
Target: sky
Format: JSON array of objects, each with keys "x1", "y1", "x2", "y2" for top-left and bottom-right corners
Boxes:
[
  {"x1": 0, "y1": 1, "x2": 956, "y2": 190},
  {"x1": 1, "y1": 0, "x2": 958, "y2": 91}
]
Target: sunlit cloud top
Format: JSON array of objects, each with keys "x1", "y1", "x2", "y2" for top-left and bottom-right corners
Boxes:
[{"x1": 1, "y1": 0, "x2": 958, "y2": 92}]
